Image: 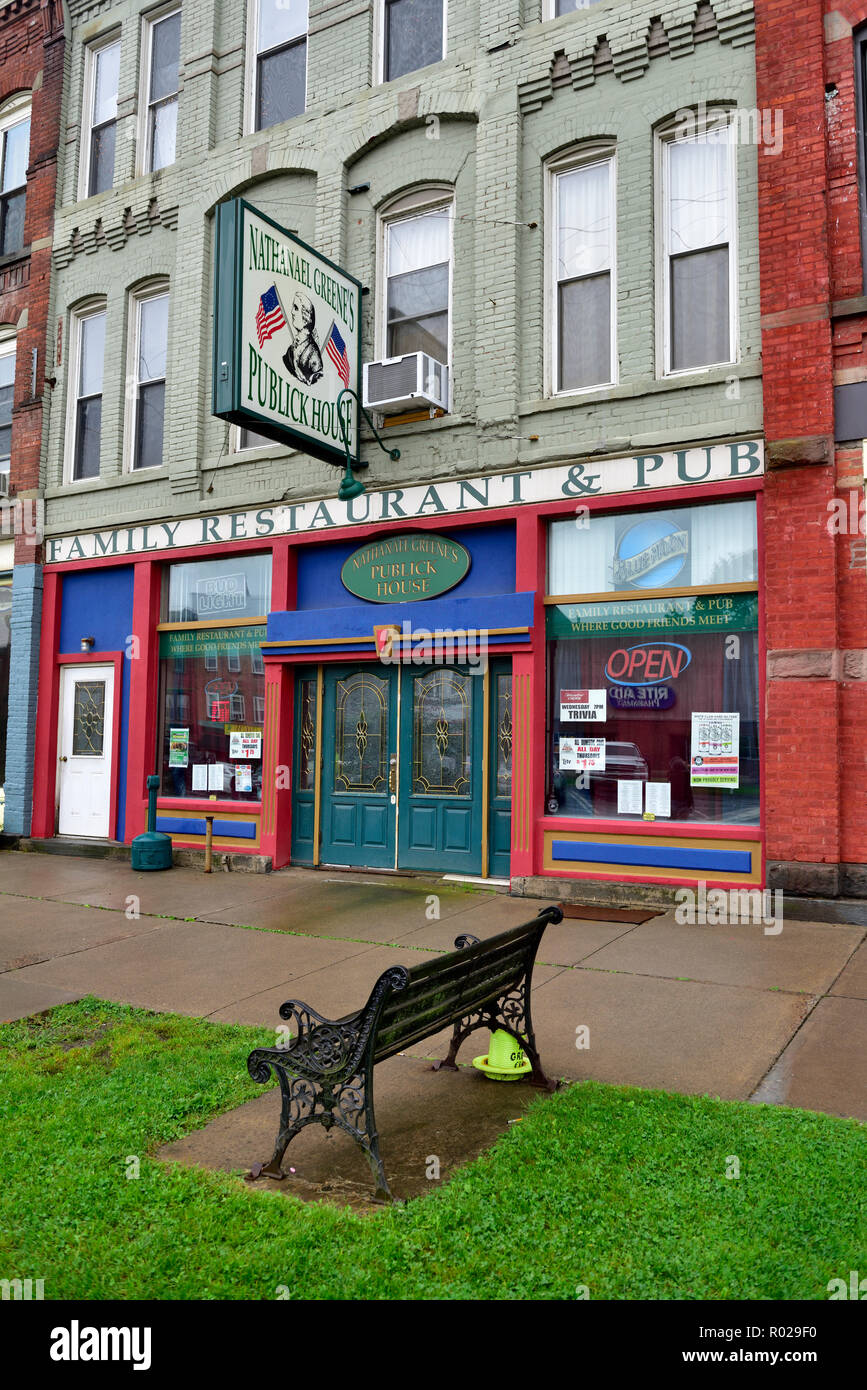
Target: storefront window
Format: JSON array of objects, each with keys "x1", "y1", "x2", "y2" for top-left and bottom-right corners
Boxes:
[
  {"x1": 165, "y1": 554, "x2": 271, "y2": 623},
  {"x1": 158, "y1": 555, "x2": 271, "y2": 801},
  {"x1": 546, "y1": 500, "x2": 759, "y2": 825}
]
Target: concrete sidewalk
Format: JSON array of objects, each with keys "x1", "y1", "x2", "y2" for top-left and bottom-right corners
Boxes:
[{"x1": 1, "y1": 850, "x2": 865, "y2": 1203}]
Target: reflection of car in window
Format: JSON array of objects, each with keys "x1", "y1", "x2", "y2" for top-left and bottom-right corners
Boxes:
[{"x1": 552, "y1": 740, "x2": 649, "y2": 815}]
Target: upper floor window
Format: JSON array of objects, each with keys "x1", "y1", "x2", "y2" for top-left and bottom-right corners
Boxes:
[
  {"x1": 544, "y1": 1, "x2": 606, "y2": 17},
  {"x1": 82, "y1": 37, "x2": 121, "y2": 198},
  {"x1": 0, "y1": 98, "x2": 30, "y2": 257},
  {"x1": 381, "y1": 193, "x2": 452, "y2": 367},
  {"x1": 0, "y1": 332, "x2": 14, "y2": 481},
  {"x1": 142, "y1": 7, "x2": 181, "y2": 173},
  {"x1": 69, "y1": 304, "x2": 106, "y2": 481},
  {"x1": 237, "y1": 425, "x2": 272, "y2": 451},
  {"x1": 659, "y1": 116, "x2": 737, "y2": 374},
  {"x1": 253, "y1": 0, "x2": 307, "y2": 131},
  {"x1": 129, "y1": 285, "x2": 169, "y2": 470},
  {"x1": 382, "y1": 0, "x2": 445, "y2": 83},
  {"x1": 550, "y1": 150, "x2": 616, "y2": 394}
]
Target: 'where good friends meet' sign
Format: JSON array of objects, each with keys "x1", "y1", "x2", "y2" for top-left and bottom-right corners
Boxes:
[{"x1": 212, "y1": 199, "x2": 361, "y2": 466}]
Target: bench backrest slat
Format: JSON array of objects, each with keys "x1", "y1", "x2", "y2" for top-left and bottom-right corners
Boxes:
[{"x1": 370, "y1": 918, "x2": 547, "y2": 1061}]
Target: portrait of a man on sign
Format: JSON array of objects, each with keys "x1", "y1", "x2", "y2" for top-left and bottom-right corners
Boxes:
[{"x1": 282, "y1": 291, "x2": 324, "y2": 386}]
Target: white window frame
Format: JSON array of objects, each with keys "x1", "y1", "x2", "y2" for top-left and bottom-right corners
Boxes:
[
  {"x1": 124, "y1": 280, "x2": 169, "y2": 474},
  {"x1": 253, "y1": 695, "x2": 266, "y2": 724},
  {"x1": 0, "y1": 95, "x2": 31, "y2": 257},
  {"x1": 230, "y1": 694, "x2": 246, "y2": 721},
  {"x1": 251, "y1": 649, "x2": 265, "y2": 675},
  {"x1": 232, "y1": 423, "x2": 275, "y2": 454},
  {"x1": 79, "y1": 32, "x2": 122, "y2": 202},
  {"x1": 0, "y1": 328, "x2": 16, "y2": 483},
  {"x1": 375, "y1": 0, "x2": 447, "y2": 86},
  {"x1": 376, "y1": 188, "x2": 454, "y2": 403},
  {"x1": 244, "y1": 0, "x2": 309, "y2": 136},
  {"x1": 204, "y1": 652, "x2": 218, "y2": 672},
  {"x1": 63, "y1": 300, "x2": 107, "y2": 485},
  {"x1": 542, "y1": 1, "x2": 606, "y2": 20},
  {"x1": 137, "y1": 4, "x2": 181, "y2": 177},
  {"x1": 546, "y1": 146, "x2": 617, "y2": 398},
  {"x1": 657, "y1": 111, "x2": 739, "y2": 379},
  {"x1": 227, "y1": 648, "x2": 241, "y2": 673}
]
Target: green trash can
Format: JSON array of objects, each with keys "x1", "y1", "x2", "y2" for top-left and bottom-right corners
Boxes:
[{"x1": 131, "y1": 776, "x2": 173, "y2": 871}]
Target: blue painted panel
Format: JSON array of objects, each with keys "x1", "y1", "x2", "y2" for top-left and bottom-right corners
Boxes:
[
  {"x1": 214, "y1": 819, "x2": 257, "y2": 840},
  {"x1": 268, "y1": 591, "x2": 534, "y2": 651},
  {"x1": 551, "y1": 841, "x2": 753, "y2": 874},
  {"x1": 158, "y1": 816, "x2": 207, "y2": 835},
  {"x1": 156, "y1": 816, "x2": 257, "y2": 840},
  {"x1": 59, "y1": 567, "x2": 134, "y2": 841},
  {"x1": 296, "y1": 524, "x2": 515, "y2": 610}
]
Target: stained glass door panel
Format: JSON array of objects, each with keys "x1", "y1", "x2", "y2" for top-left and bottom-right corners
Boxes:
[{"x1": 489, "y1": 660, "x2": 513, "y2": 879}]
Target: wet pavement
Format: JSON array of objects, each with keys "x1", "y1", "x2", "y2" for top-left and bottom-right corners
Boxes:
[{"x1": 1, "y1": 850, "x2": 864, "y2": 1207}]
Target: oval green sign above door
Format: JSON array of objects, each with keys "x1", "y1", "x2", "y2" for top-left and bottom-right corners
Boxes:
[{"x1": 341, "y1": 533, "x2": 471, "y2": 603}]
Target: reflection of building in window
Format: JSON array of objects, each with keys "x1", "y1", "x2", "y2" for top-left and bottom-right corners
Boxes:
[
  {"x1": 230, "y1": 694, "x2": 246, "y2": 720},
  {"x1": 227, "y1": 648, "x2": 241, "y2": 672},
  {"x1": 545, "y1": 498, "x2": 760, "y2": 826},
  {"x1": 204, "y1": 652, "x2": 218, "y2": 671},
  {"x1": 254, "y1": 695, "x2": 265, "y2": 724},
  {"x1": 251, "y1": 648, "x2": 264, "y2": 674}
]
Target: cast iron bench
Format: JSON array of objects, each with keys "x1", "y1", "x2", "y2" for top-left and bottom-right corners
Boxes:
[{"x1": 245, "y1": 904, "x2": 564, "y2": 1200}]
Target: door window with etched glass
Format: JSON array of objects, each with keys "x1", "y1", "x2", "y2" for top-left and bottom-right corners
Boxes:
[
  {"x1": 72, "y1": 681, "x2": 106, "y2": 756},
  {"x1": 412, "y1": 670, "x2": 471, "y2": 796},
  {"x1": 297, "y1": 677, "x2": 317, "y2": 791},
  {"x1": 334, "y1": 672, "x2": 389, "y2": 793},
  {"x1": 495, "y1": 673, "x2": 513, "y2": 798}
]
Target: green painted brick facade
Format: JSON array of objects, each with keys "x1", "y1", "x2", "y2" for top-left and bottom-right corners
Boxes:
[{"x1": 42, "y1": 0, "x2": 760, "y2": 540}]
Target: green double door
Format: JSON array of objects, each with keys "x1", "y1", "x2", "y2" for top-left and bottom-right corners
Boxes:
[{"x1": 304, "y1": 662, "x2": 511, "y2": 876}]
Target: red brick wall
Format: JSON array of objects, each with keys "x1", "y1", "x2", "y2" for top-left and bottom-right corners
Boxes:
[
  {"x1": 756, "y1": 0, "x2": 867, "y2": 887},
  {"x1": 0, "y1": 0, "x2": 64, "y2": 566}
]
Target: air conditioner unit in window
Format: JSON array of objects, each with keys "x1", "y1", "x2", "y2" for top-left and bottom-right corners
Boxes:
[{"x1": 362, "y1": 352, "x2": 448, "y2": 415}]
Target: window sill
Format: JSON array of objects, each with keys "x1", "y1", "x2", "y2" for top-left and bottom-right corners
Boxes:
[
  {"x1": 520, "y1": 360, "x2": 761, "y2": 415},
  {"x1": 366, "y1": 411, "x2": 470, "y2": 437},
  {"x1": 47, "y1": 465, "x2": 170, "y2": 497},
  {"x1": 539, "y1": 815, "x2": 762, "y2": 838}
]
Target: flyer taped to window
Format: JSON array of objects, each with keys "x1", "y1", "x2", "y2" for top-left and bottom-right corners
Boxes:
[
  {"x1": 690, "y1": 712, "x2": 740, "y2": 788},
  {"x1": 560, "y1": 689, "x2": 607, "y2": 722}
]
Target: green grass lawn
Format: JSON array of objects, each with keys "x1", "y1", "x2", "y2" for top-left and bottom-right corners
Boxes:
[{"x1": 2, "y1": 997, "x2": 865, "y2": 1300}]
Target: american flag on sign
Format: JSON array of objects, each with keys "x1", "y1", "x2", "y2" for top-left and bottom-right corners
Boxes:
[
  {"x1": 255, "y1": 285, "x2": 287, "y2": 348},
  {"x1": 324, "y1": 320, "x2": 350, "y2": 387}
]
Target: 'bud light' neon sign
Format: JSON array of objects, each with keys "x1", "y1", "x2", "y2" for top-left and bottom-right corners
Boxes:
[{"x1": 604, "y1": 642, "x2": 692, "y2": 687}]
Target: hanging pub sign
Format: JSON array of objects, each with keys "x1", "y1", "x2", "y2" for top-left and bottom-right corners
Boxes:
[
  {"x1": 341, "y1": 533, "x2": 471, "y2": 602},
  {"x1": 212, "y1": 198, "x2": 361, "y2": 466}
]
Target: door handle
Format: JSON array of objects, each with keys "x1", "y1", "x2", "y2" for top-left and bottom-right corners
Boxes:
[
  {"x1": 59, "y1": 756, "x2": 68, "y2": 763},
  {"x1": 388, "y1": 754, "x2": 397, "y2": 794}
]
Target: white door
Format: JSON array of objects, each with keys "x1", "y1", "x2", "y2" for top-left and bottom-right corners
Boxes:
[{"x1": 57, "y1": 664, "x2": 115, "y2": 838}]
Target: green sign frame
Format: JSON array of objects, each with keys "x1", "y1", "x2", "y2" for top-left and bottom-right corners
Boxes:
[
  {"x1": 212, "y1": 198, "x2": 362, "y2": 468},
  {"x1": 159, "y1": 625, "x2": 267, "y2": 660},
  {"x1": 341, "y1": 533, "x2": 472, "y2": 604}
]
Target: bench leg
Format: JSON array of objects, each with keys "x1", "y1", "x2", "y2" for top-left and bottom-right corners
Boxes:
[
  {"x1": 250, "y1": 1065, "x2": 396, "y2": 1201},
  {"x1": 432, "y1": 984, "x2": 558, "y2": 1092}
]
